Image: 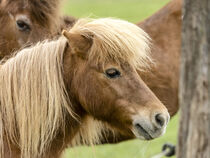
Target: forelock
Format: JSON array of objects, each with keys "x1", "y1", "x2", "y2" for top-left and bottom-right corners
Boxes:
[{"x1": 69, "y1": 18, "x2": 153, "y2": 70}]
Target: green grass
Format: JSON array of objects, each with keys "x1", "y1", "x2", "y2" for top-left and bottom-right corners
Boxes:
[
  {"x1": 61, "y1": 1, "x2": 177, "y2": 158},
  {"x1": 62, "y1": 0, "x2": 169, "y2": 23}
]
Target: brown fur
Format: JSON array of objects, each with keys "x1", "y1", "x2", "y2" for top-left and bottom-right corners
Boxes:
[
  {"x1": 138, "y1": 0, "x2": 182, "y2": 116},
  {"x1": 0, "y1": 18, "x2": 169, "y2": 158}
]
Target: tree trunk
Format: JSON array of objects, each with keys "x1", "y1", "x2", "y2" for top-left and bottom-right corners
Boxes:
[{"x1": 178, "y1": 0, "x2": 210, "y2": 158}]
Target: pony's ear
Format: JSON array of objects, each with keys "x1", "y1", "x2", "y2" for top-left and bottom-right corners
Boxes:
[{"x1": 62, "y1": 30, "x2": 93, "y2": 57}]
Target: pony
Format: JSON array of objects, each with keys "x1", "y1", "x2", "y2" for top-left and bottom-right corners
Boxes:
[
  {"x1": 0, "y1": 18, "x2": 169, "y2": 158},
  {"x1": 0, "y1": 0, "x2": 75, "y2": 59}
]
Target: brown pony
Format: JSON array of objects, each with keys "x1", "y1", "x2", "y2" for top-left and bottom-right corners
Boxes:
[
  {"x1": 0, "y1": 18, "x2": 169, "y2": 158},
  {"x1": 0, "y1": 0, "x2": 75, "y2": 59}
]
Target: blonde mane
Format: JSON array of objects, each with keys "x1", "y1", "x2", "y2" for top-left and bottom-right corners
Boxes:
[
  {"x1": 0, "y1": 18, "x2": 152, "y2": 158},
  {"x1": 68, "y1": 18, "x2": 152, "y2": 70},
  {"x1": 0, "y1": 37, "x2": 73, "y2": 158}
]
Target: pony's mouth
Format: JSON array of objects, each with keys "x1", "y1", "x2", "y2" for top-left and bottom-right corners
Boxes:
[
  {"x1": 132, "y1": 112, "x2": 169, "y2": 140},
  {"x1": 134, "y1": 123, "x2": 153, "y2": 140},
  {"x1": 132, "y1": 118, "x2": 167, "y2": 140}
]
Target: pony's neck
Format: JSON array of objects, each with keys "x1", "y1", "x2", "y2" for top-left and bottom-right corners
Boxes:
[
  {"x1": 48, "y1": 47, "x2": 88, "y2": 151},
  {"x1": 47, "y1": 108, "x2": 84, "y2": 158},
  {"x1": 46, "y1": 99, "x2": 87, "y2": 158}
]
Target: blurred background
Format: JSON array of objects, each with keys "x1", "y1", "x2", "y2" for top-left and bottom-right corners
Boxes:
[
  {"x1": 62, "y1": 0, "x2": 169, "y2": 23},
  {"x1": 61, "y1": 0, "x2": 178, "y2": 158}
]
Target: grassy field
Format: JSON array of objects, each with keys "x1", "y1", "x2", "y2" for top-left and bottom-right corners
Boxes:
[
  {"x1": 62, "y1": 0, "x2": 169, "y2": 23},
  {"x1": 61, "y1": 0, "x2": 178, "y2": 158}
]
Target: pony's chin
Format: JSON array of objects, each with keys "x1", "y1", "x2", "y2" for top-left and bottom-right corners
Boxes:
[{"x1": 132, "y1": 125, "x2": 166, "y2": 141}]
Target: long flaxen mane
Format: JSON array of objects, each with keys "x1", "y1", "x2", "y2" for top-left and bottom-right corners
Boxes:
[
  {"x1": 0, "y1": 18, "x2": 152, "y2": 158},
  {"x1": 0, "y1": 37, "x2": 73, "y2": 158}
]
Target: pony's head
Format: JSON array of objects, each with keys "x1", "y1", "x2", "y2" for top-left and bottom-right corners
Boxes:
[
  {"x1": 0, "y1": 0, "x2": 62, "y2": 58},
  {"x1": 63, "y1": 18, "x2": 170, "y2": 141}
]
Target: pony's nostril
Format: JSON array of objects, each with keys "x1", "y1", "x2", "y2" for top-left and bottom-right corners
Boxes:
[{"x1": 155, "y1": 113, "x2": 165, "y2": 127}]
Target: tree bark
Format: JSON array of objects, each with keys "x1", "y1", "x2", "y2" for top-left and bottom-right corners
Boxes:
[{"x1": 178, "y1": 0, "x2": 210, "y2": 158}]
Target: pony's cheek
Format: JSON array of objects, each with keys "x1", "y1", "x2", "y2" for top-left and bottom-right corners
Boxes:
[
  {"x1": 75, "y1": 77, "x2": 101, "y2": 114},
  {"x1": 78, "y1": 83, "x2": 115, "y2": 120}
]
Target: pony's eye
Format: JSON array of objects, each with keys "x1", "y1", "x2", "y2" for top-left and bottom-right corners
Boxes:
[
  {"x1": 105, "y1": 68, "x2": 121, "y2": 78},
  {"x1": 16, "y1": 20, "x2": 31, "y2": 32}
]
